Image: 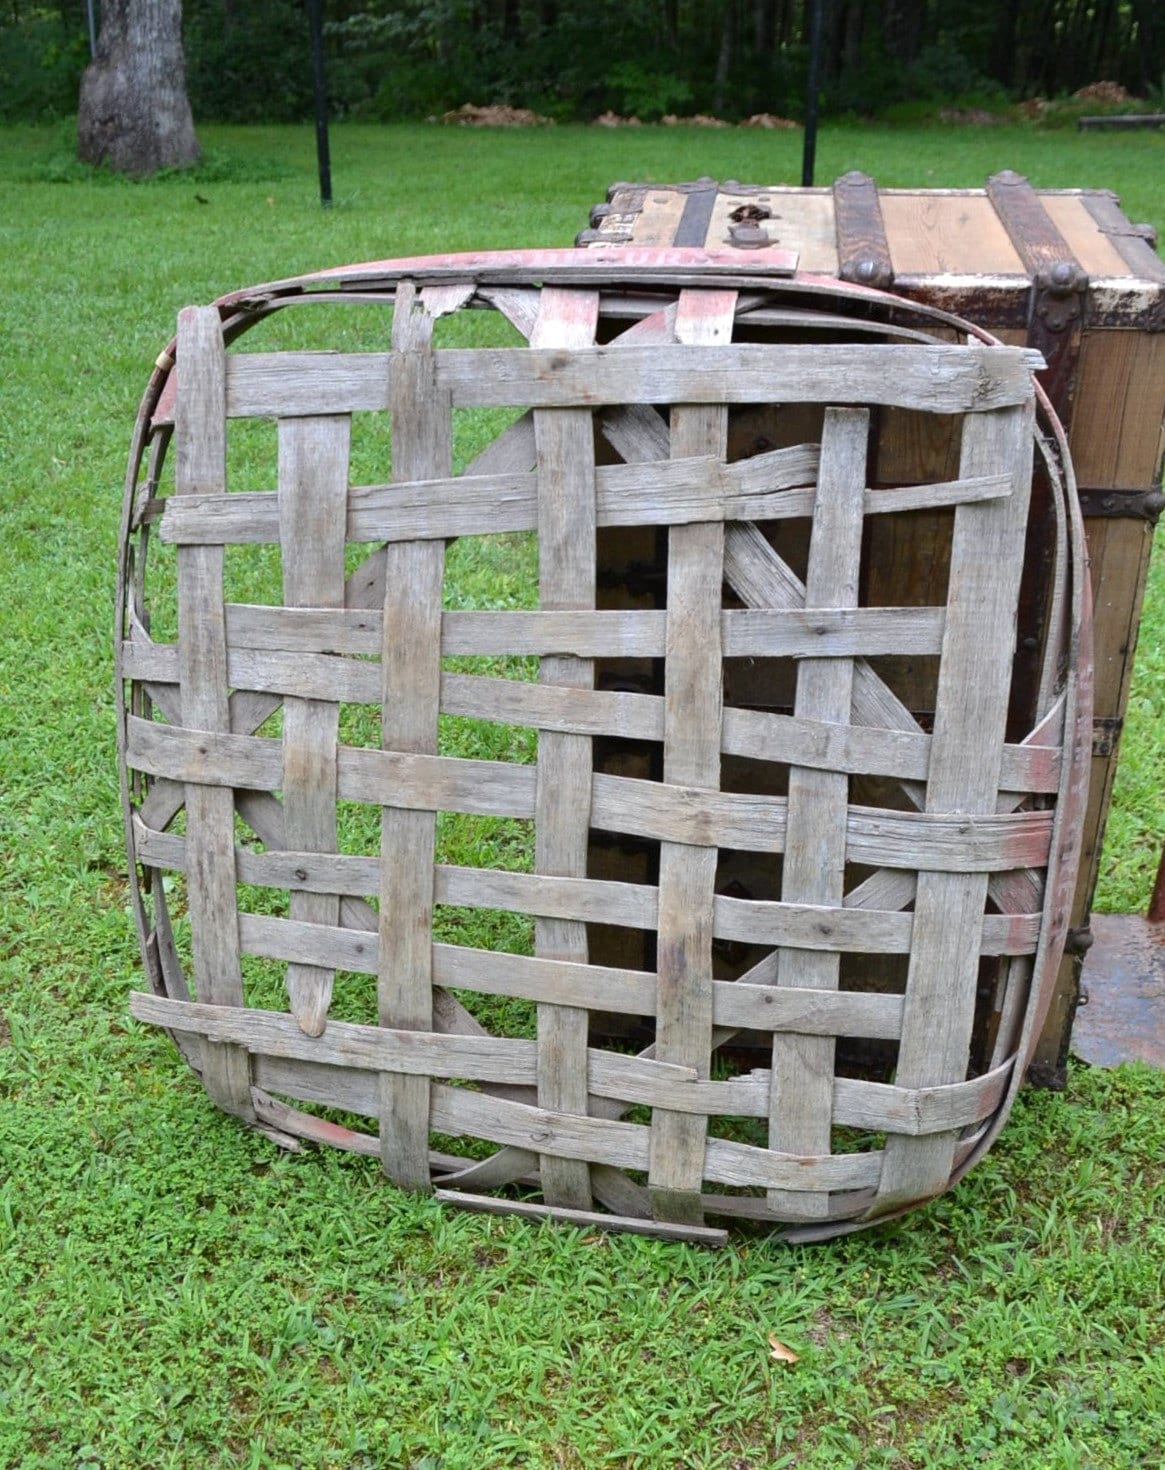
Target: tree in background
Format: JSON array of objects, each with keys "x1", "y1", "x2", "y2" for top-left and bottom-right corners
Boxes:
[{"x1": 77, "y1": 0, "x2": 200, "y2": 174}]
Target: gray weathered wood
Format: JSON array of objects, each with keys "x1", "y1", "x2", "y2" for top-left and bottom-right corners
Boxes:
[
  {"x1": 649, "y1": 288, "x2": 737, "y2": 1225},
  {"x1": 531, "y1": 286, "x2": 601, "y2": 1209},
  {"x1": 126, "y1": 713, "x2": 1055, "y2": 871},
  {"x1": 174, "y1": 305, "x2": 253, "y2": 1120},
  {"x1": 769, "y1": 407, "x2": 869, "y2": 1218},
  {"x1": 378, "y1": 282, "x2": 448, "y2": 1190},
  {"x1": 158, "y1": 442, "x2": 826, "y2": 546},
  {"x1": 873, "y1": 401, "x2": 1036, "y2": 1215},
  {"x1": 220, "y1": 342, "x2": 1041, "y2": 419},
  {"x1": 278, "y1": 415, "x2": 349, "y2": 1036}
]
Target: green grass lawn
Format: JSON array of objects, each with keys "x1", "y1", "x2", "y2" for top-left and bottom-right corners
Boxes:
[{"x1": 1, "y1": 121, "x2": 1163, "y2": 1469}]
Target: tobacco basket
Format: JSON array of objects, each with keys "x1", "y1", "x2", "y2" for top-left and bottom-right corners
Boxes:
[{"x1": 117, "y1": 249, "x2": 1091, "y2": 1243}]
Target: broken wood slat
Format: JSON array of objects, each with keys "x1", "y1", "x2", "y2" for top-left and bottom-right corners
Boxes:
[
  {"x1": 434, "y1": 1190, "x2": 729, "y2": 1247},
  {"x1": 156, "y1": 453, "x2": 1014, "y2": 546}
]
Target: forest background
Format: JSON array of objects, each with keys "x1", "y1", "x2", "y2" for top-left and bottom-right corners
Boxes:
[{"x1": 3, "y1": 0, "x2": 1164, "y2": 130}]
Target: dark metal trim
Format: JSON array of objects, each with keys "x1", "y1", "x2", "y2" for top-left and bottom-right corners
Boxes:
[
  {"x1": 987, "y1": 170, "x2": 1089, "y2": 422},
  {"x1": 833, "y1": 171, "x2": 894, "y2": 290},
  {"x1": 1077, "y1": 487, "x2": 1165, "y2": 524},
  {"x1": 674, "y1": 179, "x2": 719, "y2": 247},
  {"x1": 1091, "y1": 716, "x2": 1123, "y2": 759},
  {"x1": 1064, "y1": 926, "x2": 1095, "y2": 957}
]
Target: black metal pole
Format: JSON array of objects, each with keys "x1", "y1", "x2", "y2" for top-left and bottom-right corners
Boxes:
[
  {"x1": 802, "y1": 0, "x2": 824, "y2": 187},
  {"x1": 307, "y1": 0, "x2": 333, "y2": 208}
]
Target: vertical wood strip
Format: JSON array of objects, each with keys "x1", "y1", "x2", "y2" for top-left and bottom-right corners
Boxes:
[
  {"x1": 378, "y1": 281, "x2": 449, "y2": 1189},
  {"x1": 174, "y1": 305, "x2": 253, "y2": 1120},
  {"x1": 531, "y1": 286, "x2": 601, "y2": 1210},
  {"x1": 649, "y1": 288, "x2": 738, "y2": 1225},
  {"x1": 768, "y1": 407, "x2": 869, "y2": 1219},
  {"x1": 874, "y1": 400, "x2": 1035, "y2": 1212},
  {"x1": 278, "y1": 416, "x2": 350, "y2": 1036}
]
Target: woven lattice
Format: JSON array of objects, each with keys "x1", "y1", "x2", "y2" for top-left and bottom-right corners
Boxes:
[{"x1": 118, "y1": 252, "x2": 1090, "y2": 1243}]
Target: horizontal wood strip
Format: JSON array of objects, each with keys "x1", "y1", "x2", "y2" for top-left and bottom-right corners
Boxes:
[
  {"x1": 232, "y1": 910, "x2": 906, "y2": 1038},
  {"x1": 157, "y1": 456, "x2": 1014, "y2": 547},
  {"x1": 136, "y1": 816, "x2": 656, "y2": 924},
  {"x1": 126, "y1": 716, "x2": 1053, "y2": 868},
  {"x1": 158, "y1": 444, "x2": 821, "y2": 545},
  {"x1": 449, "y1": 1084, "x2": 883, "y2": 1193},
  {"x1": 433, "y1": 1086, "x2": 877, "y2": 1191},
  {"x1": 223, "y1": 343, "x2": 1042, "y2": 418},
  {"x1": 122, "y1": 640, "x2": 1059, "y2": 798},
  {"x1": 128, "y1": 992, "x2": 695, "y2": 1099},
  {"x1": 130, "y1": 604, "x2": 943, "y2": 662},
  {"x1": 723, "y1": 703, "x2": 1059, "y2": 794},
  {"x1": 589, "y1": 771, "x2": 1052, "y2": 868},
  {"x1": 134, "y1": 817, "x2": 1039, "y2": 957}
]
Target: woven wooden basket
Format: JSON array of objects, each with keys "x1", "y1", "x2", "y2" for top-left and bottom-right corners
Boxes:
[{"x1": 117, "y1": 249, "x2": 1091, "y2": 1244}]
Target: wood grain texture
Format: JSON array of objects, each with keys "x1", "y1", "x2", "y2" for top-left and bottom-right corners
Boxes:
[
  {"x1": 769, "y1": 407, "x2": 868, "y2": 1218},
  {"x1": 649, "y1": 288, "x2": 736, "y2": 1225},
  {"x1": 874, "y1": 401, "x2": 1036, "y2": 1214},
  {"x1": 221, "y1": 342, "x2": 1041, "y2": 419},
  {"x1": 174, "y1": 306, "x2": 253, "y2": 1121},
  {"x1": 530, "y1": 285, "x2": 601, "y2": 1209},
  {"x1": 377, "y1": 282, "x2": 448, "y2": 1189},
  {"x1": 278, "y1": 416, "x2": 349, "y2": 1037}
]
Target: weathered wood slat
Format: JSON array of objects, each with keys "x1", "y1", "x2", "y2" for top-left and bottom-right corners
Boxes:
[
  {"x1": 174, "y1": 306, "x2": 253, "y2": 1121},
  {"x1": 231, "y1": 910, "x2": 910, "y2": 1037},
  {"x1": 221, "y1": 343, "x2": 1041, "y2": 418},
  {"x1": 160, "y1": 455, "x2": 1011, "y2": 546},
  {"x1": 122, "y1": 637, "x2": 1060, "y2": 800},
  {"x1": 127, "y1": 714, "x2": 1055, "y2": 869},
  {"x1": 874, "y1": 401, "x2": 1036, "y2": 1215},
  {"x1": 216, "y1": 603, "x2": 945, "y2": 660},
  {"x1": 769, "y1": 407, "x2": 868, "y2": 1218},
  {"x1": 134, "y1": 816, "x2": 1040, "y2": 958},
  {"x1": 139, "y1": 986, "x2": 1004, "y2": 1140},
  {"x1": 531, "y1": 285, "x2": 601, "y2": 1210},
  {"x1": 377, "y1": 282, "x2": 448, "y2": 1190},
  {"x1": 649, "y1": 288, "x2": 736, "y2": 1225},
  {"x1": 158, "y1": 443, "x2": 826, "y2": 545},
  {"x1": 277, "y1": 415, "x2": 349, "y2": 1037},
  {"x1": 128, "y1": 992, "x2": 696, "y2": 1097}
]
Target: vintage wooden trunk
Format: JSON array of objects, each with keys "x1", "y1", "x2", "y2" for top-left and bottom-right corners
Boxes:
[
  {"x1": 118, "y1": 250, "x2": 1090, "y2": 1240},
  {"x1": 580, "y1": 172, "x2": 1165, "y2": 1082}
]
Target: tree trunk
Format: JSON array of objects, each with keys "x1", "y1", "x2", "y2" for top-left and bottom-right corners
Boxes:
[
  {"x1": 77, "y1": 0, "x2": 200, "y2": 176},
  {"x1": 712, "y1": 0, "x2": 734, "y2": 115}
]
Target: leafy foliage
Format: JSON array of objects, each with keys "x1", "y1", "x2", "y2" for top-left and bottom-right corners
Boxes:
[{"x1": 2, "y1": 2, "x2": 1163, "y2": 125}]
